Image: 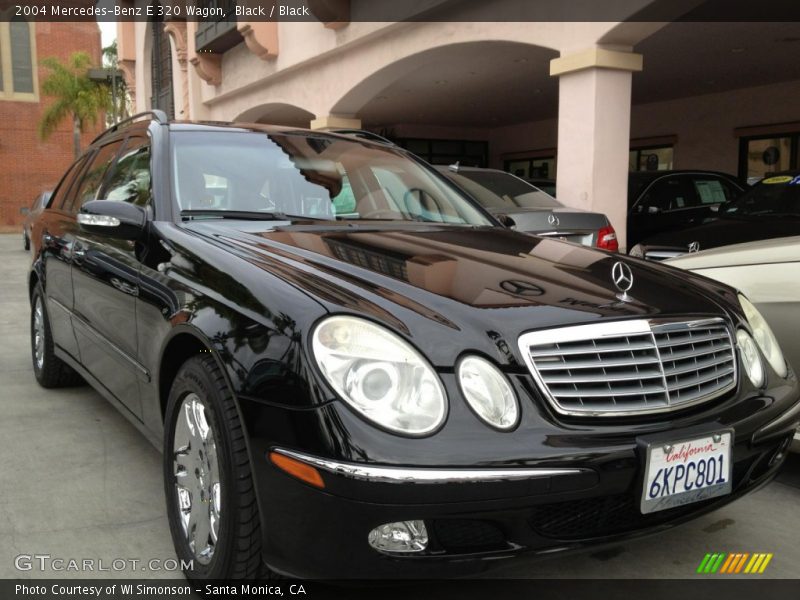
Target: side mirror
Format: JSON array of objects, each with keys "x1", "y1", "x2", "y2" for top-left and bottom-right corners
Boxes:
[
  {"x1": 78, "y1": 200, "x2": 146, "y2": 240},
  {"x1": 20, "y1": 207, "x2": 30, "y2": 215},
  {"x1": 712, "y1": 201, "x2": 731, "y2": 214},
  {"x1": 496, "y1": 213, "x2": 517, "y2": 229}
]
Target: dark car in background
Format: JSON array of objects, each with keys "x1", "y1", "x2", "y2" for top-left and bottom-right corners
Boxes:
[
  {"x1": 21, "y1": 191, "x2": 51, "y2": 250},
  {"x1": 630, "y1": 172, "x2": 800, "y2": 260},
  {"x1": 27, "y1": 113, "x2": 799, "y2": 580},
  {"x1": 627, "y1": 170, "x2": 746, "y2": 249},
  {"x1": 438, "y1": 165, "x2": 619, "y2": 251}
]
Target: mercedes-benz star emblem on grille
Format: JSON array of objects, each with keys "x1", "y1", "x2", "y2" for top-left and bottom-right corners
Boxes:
[
  {"x1": 688, "y1": 241, "x2": 701, "y2": 253},
  {"x1": 500, "y1": 279, "x2": 545, "y2": 297},
  {"x1": 547, "y1": 213, "x2": 559, "y2": 227},
  {"x1": 611, "y1": 261, "x2": 634, "y2": 294}
]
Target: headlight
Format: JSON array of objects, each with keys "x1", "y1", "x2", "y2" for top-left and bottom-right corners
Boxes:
[
  {"x1": 311, "y1": 316, "x2": 447, "y2": 436},
  {"x1": 736, "y1": 329, "x2": 764, "y2": 388},
  {"x1": 629, "y1": 244, "x2": 644, "y2": 258},
  {"x1": 738, "y1": 294, "x2": 788, "y2": 378},
  {"x1": 457, "y1": 356, "x2": 519, "y2": 431}
]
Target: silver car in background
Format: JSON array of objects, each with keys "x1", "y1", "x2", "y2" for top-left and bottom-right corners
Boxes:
[
  {"x1": 668, "y1": 236, "x2": 800, "y2": 450},
  {"x1": 438, "y1": 165, "x2": 619, "y2": 251},
  {"x1": 20, "y1": 191, "x2": 51, "y2": 251}
]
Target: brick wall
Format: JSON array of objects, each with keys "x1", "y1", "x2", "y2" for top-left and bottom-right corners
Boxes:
[{"x1": 0, "y1": 22, "x2": 103, "y2": 232}]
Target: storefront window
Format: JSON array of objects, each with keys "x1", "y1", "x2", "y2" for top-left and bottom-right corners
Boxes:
[
  {"x1": 629, "y1": 146, "x2": 674, "y2": 172},
  {"x1": 504, "y1": 157, "x2": 556, "y2": 180},
  {"x1": 396, "y1": 138, "x2": 487, "y2": 167},
  {"x1": 739, "y1": 135, "x2": 796, "y2": 182}
]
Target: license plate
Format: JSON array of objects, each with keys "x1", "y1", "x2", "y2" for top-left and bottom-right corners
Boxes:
[{"x1": 640, "y1": 431, "x2": 733, "y2": 514}]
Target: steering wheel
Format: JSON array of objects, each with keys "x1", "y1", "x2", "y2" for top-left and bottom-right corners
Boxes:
[{"x1": 403, "y1": 188, "x2": 440, "y2": 222}]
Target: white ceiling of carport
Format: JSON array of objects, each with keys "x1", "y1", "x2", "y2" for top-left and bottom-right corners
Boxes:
[{"x1": 357, "y1": 22, "x2": 800, "y2": 128}]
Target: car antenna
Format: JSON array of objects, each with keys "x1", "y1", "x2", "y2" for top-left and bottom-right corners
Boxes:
[{"x1": 448, "y1": 161, "x2": 460, "y2": 172}]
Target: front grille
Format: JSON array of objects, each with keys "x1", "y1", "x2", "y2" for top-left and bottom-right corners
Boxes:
[
  {"x1": 519, "y1": 318, "x2": 736, "y2": 416},
  {"x1": 529, "y1": 492, "x2": 714, "y2": 540},
  {"x1": 529, "y1": 455, "x2": 758, "y2": 540}
]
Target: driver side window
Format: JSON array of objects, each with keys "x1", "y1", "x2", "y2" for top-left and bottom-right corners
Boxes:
[
  {"x1": 102, "y1": 137, "x2": 152, "y2": 206},
  {"x1": 640, "y1": 177, "x2": 693, "y2": 213}
]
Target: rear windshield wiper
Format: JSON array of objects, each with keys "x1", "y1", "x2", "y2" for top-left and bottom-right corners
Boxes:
[{"x1": 180, "y1": 210, "x2": 327, "y2": 222}]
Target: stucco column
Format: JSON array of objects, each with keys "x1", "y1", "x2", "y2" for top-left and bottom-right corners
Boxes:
[
  {"x1": 309, "y1": 115, "x2": 361, "y2": 130},
  {"x1": 551, "y1": 48, "x2": 642, "y2": 251}
]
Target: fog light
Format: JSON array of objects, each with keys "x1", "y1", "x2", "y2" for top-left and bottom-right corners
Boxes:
[{"x1": 368, "y1": 520, "x2": 428, "y2": 553}]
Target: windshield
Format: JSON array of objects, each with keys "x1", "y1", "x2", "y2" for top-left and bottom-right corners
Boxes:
[
  {"x1": 171, "y1": 131, "x2": 493, "y2": 226},
  {"x1": 721, "y1": 174, "x2": 800, "y2": 217},
  {"x1": 446, "y1": 170, "x2": 561, "y2": 210}
]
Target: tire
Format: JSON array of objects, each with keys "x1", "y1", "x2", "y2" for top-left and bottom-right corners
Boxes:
[
  {"x1": 31, "y1": 284, "x2": 83, "y2": 388},
  {"x1": 163, "y1": 354, "x2": 267, "y2": 580}
]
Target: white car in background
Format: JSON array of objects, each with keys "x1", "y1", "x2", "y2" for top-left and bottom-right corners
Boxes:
[{"x1": 668, "y1": 236, "x2": 800, "y2": 451}]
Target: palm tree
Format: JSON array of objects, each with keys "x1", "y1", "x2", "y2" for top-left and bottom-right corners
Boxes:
[
  {"x1": 102, "y1": 40, "x2": 129, "y2": 126},
  {"x1": 38, "y1": 51, "x2": 111, "y2": 158}
]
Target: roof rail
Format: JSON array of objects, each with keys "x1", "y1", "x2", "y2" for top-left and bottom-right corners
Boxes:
[
  {"x1": 329, "y1": 129, "x2": 395, "y2": 146},
  {"x1": 91, "y1": 110, "x2": 169, "y2": 144}
]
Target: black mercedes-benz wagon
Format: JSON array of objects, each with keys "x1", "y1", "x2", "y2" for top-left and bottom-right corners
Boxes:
[{"x1": 28, "y1": 112, "x2": 800, "y2": 579}]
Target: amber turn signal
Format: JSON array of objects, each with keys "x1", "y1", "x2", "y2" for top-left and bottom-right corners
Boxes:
[{"x1": 269, "y1": 451, "x2": 325, "y2": 489}]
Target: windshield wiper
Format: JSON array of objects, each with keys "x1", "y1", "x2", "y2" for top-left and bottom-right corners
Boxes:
[{"x1": 180, "y1": 210, "x2": 327, "y2": 222}]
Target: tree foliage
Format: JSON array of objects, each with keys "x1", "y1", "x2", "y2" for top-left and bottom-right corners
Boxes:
[{"x1": 37, "y1": 51, "x2": 111, "y2": 156}]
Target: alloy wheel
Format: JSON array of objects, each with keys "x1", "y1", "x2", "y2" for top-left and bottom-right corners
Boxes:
[
  {"x1": 33, "y1": 296, "x2": 45, "y2": 371},
  {"x1": 172, "y1": 393, "x2": 222, "y2": 565}
]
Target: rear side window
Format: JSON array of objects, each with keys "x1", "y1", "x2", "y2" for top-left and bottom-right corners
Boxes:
[
  {"x1": 66, "y1": 140, "x2": 124, "y2": 213},
  {"x1": 102, "y1": 137, "x2": 152, "y2": 206}
]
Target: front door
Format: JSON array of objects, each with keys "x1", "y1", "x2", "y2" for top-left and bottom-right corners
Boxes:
[{"x1": 70, "y1": 137, "x2": 145, "y2": 418}]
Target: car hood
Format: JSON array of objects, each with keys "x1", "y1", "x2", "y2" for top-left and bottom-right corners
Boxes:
[
  {"x1": 183, "y1": 221, "x2": 736, "y2": 366},
  {"x1": 637, "y1": 216, "x2": 800, "y2": 252},
  {"x1": 667, "y1": 234, "x2": 800, "y2": 270}
]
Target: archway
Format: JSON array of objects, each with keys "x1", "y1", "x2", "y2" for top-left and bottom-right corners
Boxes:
[
  {"x1": 330, "y1": 41, "x2": 559, "y2": 129},
  {"x1": 234, "y1": 103, "x2": 316, "y2": 127}
]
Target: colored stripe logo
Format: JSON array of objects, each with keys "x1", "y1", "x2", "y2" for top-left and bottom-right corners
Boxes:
[{"x1": 696, "y1": 552, "x2": 773, "y2": 574}]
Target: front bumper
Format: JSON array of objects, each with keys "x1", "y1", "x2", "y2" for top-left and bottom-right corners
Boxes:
[{"x1": 253, "y1": 429, "x2": 795, "y2": 579}]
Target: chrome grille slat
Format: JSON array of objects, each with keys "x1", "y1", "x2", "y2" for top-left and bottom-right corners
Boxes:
[
  {"x1": 659, "y1": 344, "x2": 730, "y2": 362},
  {"x1": 519, "y1": 318, "x2": 737, "y2": 417},
  {"x1": 544, "y1": 370, "x2": 664, "y2": 384},
  {"x1": 549, "y1": 385, "x2": 668, "y2": 398},
  {"x1": 662, "y1": 354, "x2": 734, "y2": 377},
  {"x1": 534, "y1": 356, "x2": 661, "y2": 370},
  {"x1": 653, "y1": 332, "x2": 730, "y2": 347},
  {"x1": 666, "y1": 365, "x2": 735, "y2": 390},
  {"x1": 530, "y1": 340, "x2": 655, "y2": 357}
]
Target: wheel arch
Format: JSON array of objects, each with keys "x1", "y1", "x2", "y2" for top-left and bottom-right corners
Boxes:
[
  {"x1": 28, "y1": 264, "x2": 44, "y2": 303},
  {"x1": 157, "y1": 325, "x2": 230, "y2": 421}
]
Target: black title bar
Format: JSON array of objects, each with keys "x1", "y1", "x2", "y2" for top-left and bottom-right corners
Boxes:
[{"x1": 2, "y1": 0, "x2": 800, "y2": 22}]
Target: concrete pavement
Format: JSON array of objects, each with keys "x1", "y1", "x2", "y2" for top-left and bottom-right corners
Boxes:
[{"x1": 0, "y1": 233, "x2": 798, "y2": 579}]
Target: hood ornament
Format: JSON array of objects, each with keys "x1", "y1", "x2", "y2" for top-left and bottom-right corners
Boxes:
[
  {"x1": 611, "y1": 261, "x2": 634, "y2": 302},
  {"x1": 688, "y1": 241, "x2": 701, "y2": 253},
  {"x1": 547, "y1": 213, "x2": 560, "y2": 227}
]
